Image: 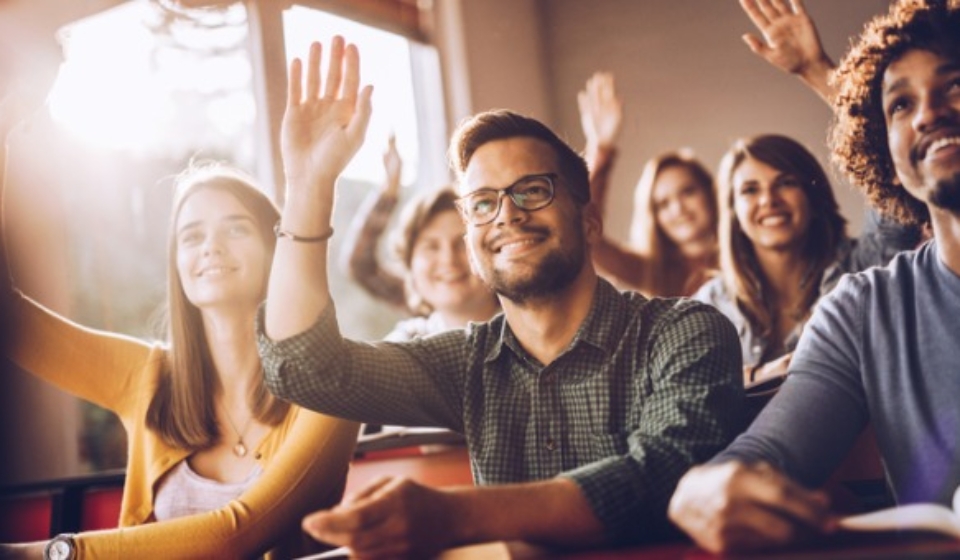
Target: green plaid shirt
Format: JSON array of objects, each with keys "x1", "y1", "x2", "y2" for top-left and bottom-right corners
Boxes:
[{"x1": 258, "y1": 278, "x2": 743, "y2": 544}]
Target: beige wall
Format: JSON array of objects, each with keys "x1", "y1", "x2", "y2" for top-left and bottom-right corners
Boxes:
[
  {"x1": 439, "y1": 0, "x2": 893, "y2": 239},
  {"x1": 436, "y1": 0, "x2": 555, "y2": 130}
]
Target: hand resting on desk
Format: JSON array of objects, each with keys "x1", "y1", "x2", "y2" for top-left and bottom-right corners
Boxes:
[
  {"x1": 301, "y1": 475, "x2": 605, "y2": 559},
  {"x1": 668, "y1": 461, "x2": 838, "y2": 553}
]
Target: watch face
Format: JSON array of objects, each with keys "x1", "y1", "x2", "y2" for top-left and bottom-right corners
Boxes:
[{"x1": 49, "y1": 539, "x2": 72, "y2": 560}]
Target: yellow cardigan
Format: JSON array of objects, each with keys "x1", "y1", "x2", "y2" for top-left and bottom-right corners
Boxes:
[{"x1": 7, "y1": 293, "x2": 359, "y2": 559}]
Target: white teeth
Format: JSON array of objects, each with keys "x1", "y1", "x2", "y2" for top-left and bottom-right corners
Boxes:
[
  {"x1": 928, "y1": 136, "x2": 960, "y2": 156},
  {"x1": 199, "y1": 267, "x2": 231, "y2": 277},
  {"x1": 501, "y1": 239, "x2": 537, "y2": 252},
  {"x1": 759, "y1": 215, "x2": 788, "y2": 226}
]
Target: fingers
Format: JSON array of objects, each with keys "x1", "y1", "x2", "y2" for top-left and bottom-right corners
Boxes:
[
  {"x1": 343, "y1": 475, "x2": 394, "y2": 505},
  {"x1": 347, "y1": 84, "x2": 374, "y2": 143},
  {"x1": 324, "y1": 36, "x2": 346, "y2": 99},
  {"x1": 306, "y1": 41, "x2": 322, "y2": 101},
  {"x1": 740, "y1": 0, "x2": 770, "y2": 29},
  {"x1": 341, "y1": 42, "x2": 361, "y2": 105},
  {"x1": 670, "y1": 462, "x2": 833, "y2": 553},
  {"x1": 742, "y1": 33, "x2": 766, "y2": 57},
  {"x1": 292, "y1": 37, "x2": 359, "y2": 105},
  {"x1": 303, "y1": 477, "x2": 409, "y2": 553},
  {"x1": 753, "y1": 0, "x2": 786, "y2": 22},
  {"x1": 769, "y1": 0, "x2": 793, "y2": 15},
  {"x1": 741, "y1": 0, "x2": 800, "y2": 30},
  {"x1": 287, "y1": 58, "x2": 303, "y2": 108},
  {"x1": 747, "y1": 463, "x2": 831, "y2": 526}
]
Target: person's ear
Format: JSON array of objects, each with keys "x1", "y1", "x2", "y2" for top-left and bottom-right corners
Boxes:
[{"x1": 582, "y1": 201, "x2": 602, "y2": 244}]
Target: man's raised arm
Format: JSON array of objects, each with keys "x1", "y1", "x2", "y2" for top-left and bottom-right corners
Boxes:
[{"x1": 265, "y1": 37, "x2": 373, "y2": 341}]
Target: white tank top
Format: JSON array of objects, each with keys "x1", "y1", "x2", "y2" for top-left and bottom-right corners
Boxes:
[{"x1": 153, "y1": 459, "x2": 263, "y2": 521}]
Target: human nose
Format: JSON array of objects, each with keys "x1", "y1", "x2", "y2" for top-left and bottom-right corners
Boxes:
[
  {"x1": 913, "y1": 91, "x2": 952, "y2": 133},
  {"x1": 437, "y1": 241, "x2": 458, "y2": 265},
  {"x1": 201, "y1": 231, "x2": 224, "y2": 255},
  {"x1": 493, "y1": 190, "x2": 528, "y2": 226},
  {"x1": 664, "y1": 198, "x2": 684, "y2": 219},
  {"x1": 758, "y1": 184, "x2": 781, "y2": 206}
]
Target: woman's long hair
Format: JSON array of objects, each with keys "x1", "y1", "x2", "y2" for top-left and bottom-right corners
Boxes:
[
  {"x1": 718, "y1": 135, "x2": 847, "y2": 340},
  {"x1": 629, "y1": 150, "x2": 718, "y2": 296},
  {"x1": 147, "y1": 162, "x2": 289, "y2": 450}
]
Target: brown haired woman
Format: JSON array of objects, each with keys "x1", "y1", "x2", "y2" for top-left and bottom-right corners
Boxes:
[
  {"x1": 693, "y1": 134, "x2": 920, "y2": 390},
  {"x1": 0, "y1": 117, "x2": 358, "y2": 558}
]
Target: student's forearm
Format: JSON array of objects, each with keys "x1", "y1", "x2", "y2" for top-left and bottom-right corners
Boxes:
[
  {"x1": 798, "y1": 56, "x2": 836, "y2": 105},
  {"x1": 265, "y1": 182, "x2": 336, "y2": 340},
  {"x1": 445, "y1": 478, "x2": 606, "y2": 548}
]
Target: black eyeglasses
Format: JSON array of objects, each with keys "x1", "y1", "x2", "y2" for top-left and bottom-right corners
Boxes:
[{"x1": 455, "y1": 173, "x2": 557, "y2": 226}]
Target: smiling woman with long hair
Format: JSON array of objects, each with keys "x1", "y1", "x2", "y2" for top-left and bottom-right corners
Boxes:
[
  {"x1": 694, "y1": 134, "x2": 920, "y2": 388},
  {"x1": 0, "y1": 143, "x2": 358, "y2": 557}
]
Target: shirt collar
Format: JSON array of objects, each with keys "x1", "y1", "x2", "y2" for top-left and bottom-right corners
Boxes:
[{"x1": 482, "y1": 277, "x2": 627, "y2": 364}]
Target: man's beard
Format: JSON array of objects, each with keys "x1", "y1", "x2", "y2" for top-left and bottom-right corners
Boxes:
[
  {"x1": 487, "y1": 229, "x2": 586, "y2": 306},
  {"x1": 929, "y1": 172, "x2": 960, "y2": 213}
]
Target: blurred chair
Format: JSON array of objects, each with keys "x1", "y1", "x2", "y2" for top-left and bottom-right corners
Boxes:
[{"x1": 0, "y1": 469, "x2": 125, "y2": 541}]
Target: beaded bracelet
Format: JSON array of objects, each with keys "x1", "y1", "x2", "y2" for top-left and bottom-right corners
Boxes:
[{"x1": 273, "y1": 221, "x2": 334, "y2": 243}]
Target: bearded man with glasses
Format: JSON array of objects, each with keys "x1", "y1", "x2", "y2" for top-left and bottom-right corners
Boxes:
[{"x1": 258, "y1": 38, "x2": 743, "y2": 558}]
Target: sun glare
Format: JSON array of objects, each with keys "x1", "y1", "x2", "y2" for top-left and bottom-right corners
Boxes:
[
  {"x1": 46, "y1": 1, "x2": 253, "y2": 162},
  {"x1": 45, "y1": 1, "x2": 426, "y2": 182}
]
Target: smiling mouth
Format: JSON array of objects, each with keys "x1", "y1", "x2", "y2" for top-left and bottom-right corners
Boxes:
[
  {"x1": 915, "y1": 132, "x2": 960, "y2": 163},
  {"x1": 434, "y1": 273, "x2": 469, "y2": 283},
  {"x1": 197, "y1": 266, "x2": 235, "y2": 277},
  {"x1": 495, "y1": 237, "x2": 543, "y2": 254},
  {"x1": 925, "y1": 136, "x2": 960, "y2": 159},
  {"x1": 758, "y1": 215, "x2": 790, "y2": 226}
]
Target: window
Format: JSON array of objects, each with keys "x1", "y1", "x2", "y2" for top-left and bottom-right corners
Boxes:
[{"x1": 4, "y1": 0, "x2": 447, "y2": 480}]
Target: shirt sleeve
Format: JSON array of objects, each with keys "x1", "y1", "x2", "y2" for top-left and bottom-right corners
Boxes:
[
  {"x1": 6, "y1": 291, "x2": 156, "y2": 416},
  {"x1": 849, "y1": 207, "x2": 923, "y2": 271},
  {"x1": 258, "y1": 303, "x2": 468, "y2": 430},
  {"x1": 712, "y1": 275, "x2": 870, "y2": 487},
  {"x1": 75, "y1": 410, "x2": 360, "y2": 559},
  {"x1": 338, "y1": 188, "x2": 408, "y2": 310},
  {"x1": 563, "y1": 301, "x2": 745, "y2": 544}
]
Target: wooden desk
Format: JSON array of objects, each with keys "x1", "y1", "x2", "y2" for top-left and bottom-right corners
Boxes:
[
  {"x1": 345, "y1": 444, "x2": 473, "y2": 496},
  {"x1": 440, "y1": 532, "x2": 960, "y2": 559}
]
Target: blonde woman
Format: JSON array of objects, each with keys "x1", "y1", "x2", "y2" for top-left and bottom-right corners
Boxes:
[{"x1": 579, "y1": 73, "x2": 719, "y2": 297}]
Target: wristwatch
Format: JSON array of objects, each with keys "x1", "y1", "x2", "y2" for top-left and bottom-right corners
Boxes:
[{"x1": 44, "y1": 534, "x2": 77, "y2": 560}]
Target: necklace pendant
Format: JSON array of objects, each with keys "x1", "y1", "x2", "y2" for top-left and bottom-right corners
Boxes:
[{"x1": 233, "y1": 441, "x2": 248, "y2": 457}]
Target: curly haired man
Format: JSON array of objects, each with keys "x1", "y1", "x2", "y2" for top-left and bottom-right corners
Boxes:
[{"x1": 668, "y1": 0, "x2": 960, "y2": 553}]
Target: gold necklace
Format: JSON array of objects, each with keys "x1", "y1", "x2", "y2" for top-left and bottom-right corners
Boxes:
[{"x1": 221, "y1": 406, "x2": 254, "y2": 458}]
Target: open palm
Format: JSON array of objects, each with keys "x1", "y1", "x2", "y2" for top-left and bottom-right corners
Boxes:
[
  {"x1": 739, "y1": 0, "x2": 826, "y2": 75},
  {"x1": 281, "y1": 36, "x2": 372, "y2": 192}
]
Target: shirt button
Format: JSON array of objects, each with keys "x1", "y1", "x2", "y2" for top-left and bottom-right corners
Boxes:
[
  {"x1": 543, "y1": 372, "x2": 556, "y2": 383},
  {"x1": 545, "y1": 437, "x2": 557, "y2": 451}
]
